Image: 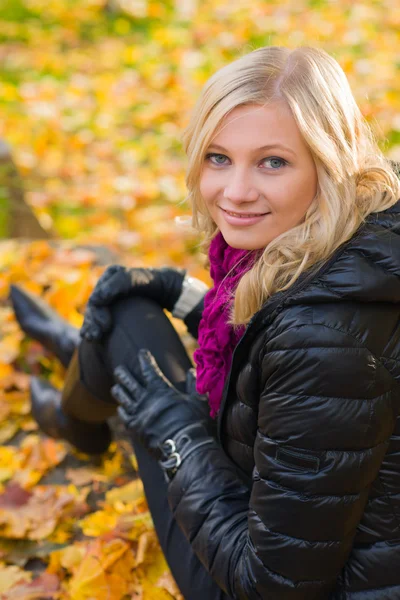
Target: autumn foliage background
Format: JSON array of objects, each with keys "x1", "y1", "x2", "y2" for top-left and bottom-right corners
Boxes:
[{"x1": 0, "y1": 0, "x2": 399, "y2": 598}]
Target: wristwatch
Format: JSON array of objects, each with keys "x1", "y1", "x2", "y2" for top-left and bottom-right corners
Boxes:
[{"x1": 172, "y1": 275, "x2": 209, "y2": 320}]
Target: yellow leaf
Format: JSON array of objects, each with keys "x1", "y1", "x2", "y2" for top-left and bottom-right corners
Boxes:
[
  {"x1": 0, "y1": 565, "x2": 31, "y2": 593},
  {"x1": 105, "y1": 479, "x2": 144, "y2": 506},
  {"x1": 68, "y1": 537, "x2": 135, "y2": 600},
  {"x1": 141, "y1": 580, "x2": 176, "y2": 600},
  {"x1": 79, "y1": 510, "x2": 118, "y2": 538},
  {"x1": 0, "y1": 420, "x2": 19, "y2": 445},
  {"x1": 129, "y1": 452, "x2": 139, "y2": 472},
  {"x1": 0, "y1": 364, "x2": 13, "y2": 379}
]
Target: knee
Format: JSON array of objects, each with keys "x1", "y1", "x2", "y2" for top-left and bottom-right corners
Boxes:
[
  {"x1": 79, "y1": 296, "x2": 168, "y2": 380},
  {"x1": 109, "y1": 295, "x2": 168, "y2": 331},
  {"x1": 81, "y1": 294, "x2": 192, "y2": 394}
]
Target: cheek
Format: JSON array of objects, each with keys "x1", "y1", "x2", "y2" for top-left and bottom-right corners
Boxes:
[
  {"x1": 273, "y1": 171, "x2": 316, "y2": 217},
  {"x1": 200, "y1": 171, "x2": 220, "y2": 201}
]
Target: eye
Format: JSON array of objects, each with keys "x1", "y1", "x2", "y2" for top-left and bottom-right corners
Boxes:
[
  {"x1": 205, "y1": 153, "x2": 229, "y2": 166},
  {"x1": 262, "y1": 157, "x2": 287, "y2": 170}
]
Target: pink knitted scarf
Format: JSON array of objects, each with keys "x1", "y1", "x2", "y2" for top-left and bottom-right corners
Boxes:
[{"x1": 193, "y1": 231, "x2": 258, "y2": 418}]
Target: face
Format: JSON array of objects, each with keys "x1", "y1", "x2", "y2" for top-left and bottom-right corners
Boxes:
[{"x1": 199, "y1": 102, "x2": 318, "y2": 250}]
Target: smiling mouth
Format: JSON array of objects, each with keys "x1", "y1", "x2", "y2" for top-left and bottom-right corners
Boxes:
[{"x1": 221, "y1": 208, "x2": 269, "y2": 217}]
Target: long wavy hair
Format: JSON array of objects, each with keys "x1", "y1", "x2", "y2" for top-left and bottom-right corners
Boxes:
[{"x1": 181, "y1": 46, "x2": 400, "y2": 327}]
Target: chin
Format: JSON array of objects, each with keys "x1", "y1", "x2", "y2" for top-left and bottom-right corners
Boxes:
[{"x1": 221, "y1": 231, "x2": 267, "y2": 251}]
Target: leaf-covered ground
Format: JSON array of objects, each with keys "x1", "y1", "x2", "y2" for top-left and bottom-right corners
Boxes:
[{"x1": 0, "y1": 0, "x2": 399, "y2": 597}]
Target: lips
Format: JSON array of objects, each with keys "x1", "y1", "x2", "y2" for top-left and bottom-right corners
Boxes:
[
  {"x1": 220, "y1": 208, "x2": 269, "y2": 227},
  {"x1": 222, "y1": 208, "x2": 268, "y2": 218}
]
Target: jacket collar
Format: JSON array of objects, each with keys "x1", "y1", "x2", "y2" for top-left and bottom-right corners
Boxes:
[{"x1": 288, "y1": 198, "x2": 400, "y2": 308}]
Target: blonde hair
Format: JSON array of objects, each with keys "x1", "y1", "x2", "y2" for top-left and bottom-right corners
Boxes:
[{"x1": 182, "y1": 46, "x2": 400, "y2": 327}]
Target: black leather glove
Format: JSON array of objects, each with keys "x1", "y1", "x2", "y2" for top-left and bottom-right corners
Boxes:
[
  {"x1": 111, "y1": 349, "x2": 216, "y2": 466},
  {"x1": 80, "y1": 265, "x2": 186, "y2": 341}
]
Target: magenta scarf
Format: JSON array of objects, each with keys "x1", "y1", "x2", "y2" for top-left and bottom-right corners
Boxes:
[{"x1": 193, "y1": 231, "x2": 257, "y2": 418}]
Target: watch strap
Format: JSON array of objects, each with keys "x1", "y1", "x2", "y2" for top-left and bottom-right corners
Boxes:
[{"x1": 171, "y1": 276, "x2": 209, "y2": 320}]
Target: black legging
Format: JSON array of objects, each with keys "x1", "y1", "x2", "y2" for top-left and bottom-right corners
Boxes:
[{"x1": 62, "y1": 296, "x2": 231, "y2": 600}]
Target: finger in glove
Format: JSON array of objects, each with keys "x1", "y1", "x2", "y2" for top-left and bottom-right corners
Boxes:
[
  {"x1": 80, "y1": 318, "x2": 101, "y2": 342},
  {"x1": 90, "y1": 304, "x2": 112, "y2": 329},
  {"x1": 111, "y1": 382, "x2": 138, "y2": 412},
  {"x1": 136, "y1": 349, "x2": 173, "y2": 391},
  {"x1": 80, "y1": 319, "x2": 102, "y2": 342},
  {"x1": 81, "y1": 305, "x2": 112, "y2": 341},
  {"x1": 113, "y1": 365, "x2": 143, "y2": 396},
  {"x1": 86, "y1": 265, "x2": 121, "y2": 303},
  {"x1": 90, "y1": 267, "x2": 131, "y2": 305},
  {"x1": 117, "y1": 405, "x2": 136, "y2": 428}
]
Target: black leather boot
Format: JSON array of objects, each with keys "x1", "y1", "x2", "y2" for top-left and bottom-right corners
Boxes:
[
  {"x1": 9, "y1": 284, "x2": 80, "y2": 368},
  {"x1": 30, "y1": 377, "x2": 112, "y2": 454}
]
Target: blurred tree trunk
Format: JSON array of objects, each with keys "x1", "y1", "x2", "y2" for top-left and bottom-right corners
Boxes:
[{"x1": 0, "y1": 140, "x2": 51, "y2": 239}]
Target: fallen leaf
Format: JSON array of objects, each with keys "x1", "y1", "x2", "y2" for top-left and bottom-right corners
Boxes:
[
  {"x1": 0, "y1": 422, "x2": 19, "y2": 445},
  {"x1": 0, "y1": 565, "x2": 30, "y2": 594},
  {"x1": 0, "y1": 483, "x2": 89, "y2": 540},
  {"x1": 14, "y1": 435, "x2": 67, "y2": 488},
  {"x1": 65, "y1": 466, "x2": 108, "y2": 486},
  {"x1": 0, "y1": 572, "x2": 59, "y2": 600},
  {"x1": 105, "y1": 479, "x2": 144, "y2": 506},
  {"x1": 67, "y1": 537, "x2": 136, "y2": 600},
  {"x1": 0, "y1": 538, "x2": 68, "y2": 568}
]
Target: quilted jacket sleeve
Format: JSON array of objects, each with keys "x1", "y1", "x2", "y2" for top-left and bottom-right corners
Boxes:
[{"x1": 167, "y1": 322, "x2": 398, "y2": 599}]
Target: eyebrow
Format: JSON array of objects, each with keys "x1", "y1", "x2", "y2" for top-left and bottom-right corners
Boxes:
[{"x1": 208, "y1": 143, "x2": 296, "y2": 156}]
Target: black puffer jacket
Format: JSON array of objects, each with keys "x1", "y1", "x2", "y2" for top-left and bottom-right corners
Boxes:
[{"x1": 170, "y1": 199, "x2": 400, "y2": 599}]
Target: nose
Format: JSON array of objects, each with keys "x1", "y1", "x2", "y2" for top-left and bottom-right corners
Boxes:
[{"x1": 223, "y1": 168, "x2": 260, "y2": 204}]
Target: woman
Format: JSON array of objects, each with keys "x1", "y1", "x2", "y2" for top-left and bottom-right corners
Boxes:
[{"x1": 10, "y1": 46, "x2": 400, "y2": 599}]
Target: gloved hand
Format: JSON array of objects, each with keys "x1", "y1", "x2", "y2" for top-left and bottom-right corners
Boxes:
[
  {"x1": 111, "y1": 349, "x2": 215, "y2": 462},
  {"x1": 80, "y1": 265, "x2": 186, "y2": 341}
]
